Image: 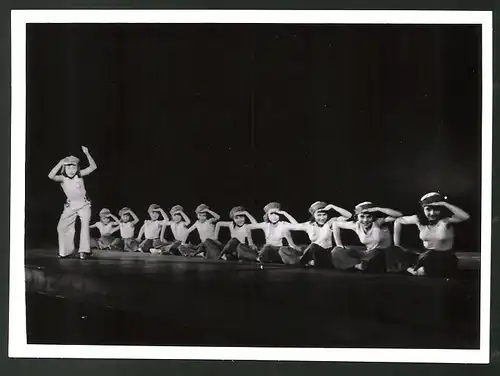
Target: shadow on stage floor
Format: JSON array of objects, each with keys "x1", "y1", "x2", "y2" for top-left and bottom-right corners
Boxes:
[{"x1": 25, "y1": 248, "x2": 480, "y2": 349}]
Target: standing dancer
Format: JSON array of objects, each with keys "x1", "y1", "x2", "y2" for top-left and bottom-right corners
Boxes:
[
  {"x1": 48, "y1": 146, "x2": 97, "y2": 259},
  {"x1": 246, "y1": 202, "x2": 301, "y2": 264},
  {"x1": 393, "y1": 192, "x2": 470, "y2": 277},
  {"x1": 282, "y1": 201, "x2": 352, "y2": 268},
  {"x1": 331, "y1": 201, "x2": 403, "y2": 272},
  {"x1": 211, "y1": 206, "x2": 259, "y2": 261}
]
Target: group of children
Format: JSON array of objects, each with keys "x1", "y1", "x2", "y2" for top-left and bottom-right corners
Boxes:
[
  {"x1": 48, "y1": 147, "x2": 471, "y2": 278},
  {"x1": 88, "y1": 203, "x2": 256, "y2": 259}
]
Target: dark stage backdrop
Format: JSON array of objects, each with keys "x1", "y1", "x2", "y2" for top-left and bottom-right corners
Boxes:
[{"x1": 25, "y1": 24, "x2": 481, "y2": 250}]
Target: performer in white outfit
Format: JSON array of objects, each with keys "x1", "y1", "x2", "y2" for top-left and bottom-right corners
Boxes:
[
  {"x1": 90, "y1": 208, "x2": 121, "y2": 250},
  {"x1": 48, "y1": 145, "x2": 97, "y2": 259},
  {"x1": 246, "y1": 202, "x2": 301, "y2": 264},
  {"x1": 117, "y1": 207, "x2": 140, "y2": 252},
  {"x1": 393, "y1": 192, "x2": 470, "y2": 277},
  {"x1": 160, "y1": 205, "x2": 192, "y2": 255},
  {"x1": 179, "y1": 204, "x2": 221, "y2": 257},
  {"x1": 136, "y1": 204, "x2": 169, "y2": 253},
  {"x1": 283, "y1": 201, "x2": 352, "y2": 268},
  {"x1": 210, "y1": 206, "x2": 259, "y2": 261},
  {"x1": 331, "y1": 201, "x2": 403, "y2": 272}
]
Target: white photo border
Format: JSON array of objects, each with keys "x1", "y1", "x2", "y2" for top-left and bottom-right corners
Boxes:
[{"x1": 9, "y1": 9, "x2": 493, "y2": 363}]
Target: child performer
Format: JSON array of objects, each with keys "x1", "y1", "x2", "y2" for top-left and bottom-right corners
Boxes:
[
  {"x1": 282, "y1": 201, "x2": 352, "y2": 268},
  {"x1": 90, "y1": 208, "x2": 121, "y2": 250},
  {"x1": 393, "y1": 192, "x2": 470, "y2": 277},
  {"x1": 246, "y1": 202, "x2": 302, "y2": 264},
  {"x1": 136, "y1": 204, "x2": 169, "y2": 253},
  {"x1": 211, "y1": 206, "x2": 259, "y2": 260},
  {"x1": 161, "y1": 205, "x2": 192, "y2": 255},
  {"x1": 179, "y1": 204, "x2": 221, "y2": 257},
  {"x1": 331, "y1": 201, "x2": 403, "y2": 272},
  {"x1": 48, "y1": 145, "x2": 97, "y2": 259},
  {"x1": 118, "y1": 207, "x2": 140, "y2": 252}
]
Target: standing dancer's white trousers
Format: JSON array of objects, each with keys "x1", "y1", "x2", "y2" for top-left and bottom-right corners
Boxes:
[{"x1": 57, "y1": 199, "x2": 91, "y2": 257}]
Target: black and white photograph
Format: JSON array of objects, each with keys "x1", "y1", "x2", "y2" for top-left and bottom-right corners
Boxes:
[{"x1": 9, "y1": 10, "x2": 492, "y2": 362}]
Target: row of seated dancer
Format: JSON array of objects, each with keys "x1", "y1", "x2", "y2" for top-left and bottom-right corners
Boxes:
[
  {"x1": 48, "y1": 148, "x2": 470, "y2": 278},
  {"x1": 88, "y1": 194, "x2": 470, "y2": 278}
]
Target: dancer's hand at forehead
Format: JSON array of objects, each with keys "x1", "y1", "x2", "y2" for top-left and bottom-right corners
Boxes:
[{"x1": 427, "y1": 201, "x2": 445, "y2": 207}]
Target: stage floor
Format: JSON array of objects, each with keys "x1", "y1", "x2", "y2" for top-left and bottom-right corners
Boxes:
[{"x1": 25, "y1": 248, "x2": 480, "y2": 349}]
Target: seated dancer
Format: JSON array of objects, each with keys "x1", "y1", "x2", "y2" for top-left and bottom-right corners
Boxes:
[
  {"x1": 178, "y1": 204, "x2": 221, "y2": 257},
  {"x1": 331, "y1": 201, "x2": 403, "y2": 272},
  {"x1": 246, "y1": 202, "x2": 302, "y2": 264},
  {"x1": 161, "y1": 205, "x2": 192, "y2": 255},
  {"x1": 117, "y1": 207, "x2": 140, "y2": 252},
  {"x1": 393, "y1": 192, "x2": 470, "y2": 277},
  {"x1": 90, "y1": 208, "x2": 121, "y2": 250},
  {"x1": 282, "y1": 201, "x2": 352, "y2": 268},
  {"x1": 136, "y1": 204, "x2": 169, "y2": 253},
  {"x1": 210, "y1": 206, "x2": 259, "y2": 261},
  {"x1": 48, "y1": 145, "x2": 97, "y2": 260}
]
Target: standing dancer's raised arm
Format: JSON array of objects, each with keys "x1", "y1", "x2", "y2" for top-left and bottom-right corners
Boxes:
[{"x1": 80, "y1": 146, "x2": 98, "y2": 176}]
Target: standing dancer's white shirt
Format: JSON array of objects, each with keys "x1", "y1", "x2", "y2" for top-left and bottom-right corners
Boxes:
[{"x1": 61, "y1": 175, "x2": 87, "y2": 203}]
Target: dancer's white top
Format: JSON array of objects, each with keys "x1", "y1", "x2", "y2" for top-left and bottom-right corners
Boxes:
[
  {"x1": 263, "y1": 222, "x2": 289, "y2": 247},
  {"x1": 354, "y1": 221, "x2": 391, "y2": 250},
  {"x1": 120, "y1": 222, "x2": 135, "y2": 239},
  {"x1": 302, "y1": 222, "x2": 333, "y2": 249},
  {"x1": 94, "y1": 222, "x2": 116, "y2": 236},
  {"x1": 418, "y1": 221, "x2": 454, "y2": 251},
  {"x1": 144, "y1": 219, "x2": 167, "y2": 239},
  {"x1": 230, "y1": 223, "x2": 249, "y2": 244},
  {"x1": 61, "y1": 176, "x2": 87, "y2": 202}
]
